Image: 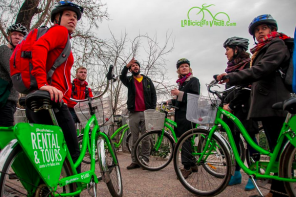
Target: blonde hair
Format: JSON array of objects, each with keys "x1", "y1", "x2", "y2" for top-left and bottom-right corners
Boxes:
[
  {"x1": 76, "y1": 66, "x2": 87, "y2": 74},
  {"x1": 177, "y1": 67, "x2": 193, "y2": 78}
]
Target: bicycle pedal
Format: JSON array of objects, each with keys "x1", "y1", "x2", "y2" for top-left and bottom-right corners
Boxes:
[
  {"x1": 97, "y1": 176, "x2": 102, "y2": 181},
  {"x1": 8, "y1": 173, "x2": 18, "y2": 180}
]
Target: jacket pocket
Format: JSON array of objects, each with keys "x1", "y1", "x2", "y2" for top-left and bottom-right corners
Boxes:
[{"x1": 256, "y1": 83, "x2": 270, "y2": 96}]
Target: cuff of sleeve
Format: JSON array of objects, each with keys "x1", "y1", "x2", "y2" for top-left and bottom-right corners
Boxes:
[
  {"x1": 37, "y1": 82, "x2": 48, "y2": 89},
  {"x1": 177, "y1": 91, "x2": 184, "y2": 102}
]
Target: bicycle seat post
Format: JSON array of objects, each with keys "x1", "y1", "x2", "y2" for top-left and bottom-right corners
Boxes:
[{"x1": 49, "y1": 108, "x2": 59, "y2": 126}]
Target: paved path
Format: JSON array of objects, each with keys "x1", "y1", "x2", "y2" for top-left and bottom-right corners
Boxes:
[{"x1": 81, "y1": 151, "x2": 270, "y2": 197}]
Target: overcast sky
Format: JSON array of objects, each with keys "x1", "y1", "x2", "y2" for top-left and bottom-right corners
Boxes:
[{"x1": 98, "y1": 0, "x2": 296, "y2": 95}]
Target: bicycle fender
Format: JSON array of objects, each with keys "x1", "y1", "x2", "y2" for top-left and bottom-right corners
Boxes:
[{"x1": 0, "y1": 139, "x2": 18, "y2": 172}]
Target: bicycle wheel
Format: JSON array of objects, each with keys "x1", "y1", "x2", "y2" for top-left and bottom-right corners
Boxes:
[
  {"x1": 0, "y1": 145, "x2": 75, "y2": 197},
  {"x1": 198, "y1": 135, "x2": 228, "y2": 178},
  {"x1": 134, "y1": 130, "x2": 174, "y2": 171},
  {"x1": 97, "y1": 136, "x2": 123, "y2": 197},
  {"x1": 173, "y1": 128, "x2": 231, "y2": 196},
  {"x1": 279, "y1": 142, "x2": 296, "y2": 196},
  {"x1": 126, "y1": 131, "x2": 132, "y2": 153},
  {"x1": 219, "y1": 130, "x2": 246, "y2": 163}
]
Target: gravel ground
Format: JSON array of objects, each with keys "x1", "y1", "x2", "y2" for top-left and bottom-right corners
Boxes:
[{"x1": 81, "y1": 151, "x2": 271, "y2": 197}]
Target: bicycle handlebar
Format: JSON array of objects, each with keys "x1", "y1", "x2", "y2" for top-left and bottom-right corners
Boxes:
[{"x1": 70, "y1": 65, "x2": 116, "y2": 103}]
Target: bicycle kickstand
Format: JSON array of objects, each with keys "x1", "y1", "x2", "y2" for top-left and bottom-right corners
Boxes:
[{"x1": 250, "y1": 175, "x2": 264, "y2": 197}]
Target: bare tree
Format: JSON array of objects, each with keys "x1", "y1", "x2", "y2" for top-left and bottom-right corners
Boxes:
[{"x1": 0, "y1": 0, "x2": 175, "y2": 116}]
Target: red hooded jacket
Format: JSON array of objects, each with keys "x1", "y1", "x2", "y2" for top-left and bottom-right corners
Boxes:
[
  {"x1": 67, "y1": 78, "x2": 93, "y2": 108},
  {"x1": 31, "y1": 25, "x2": 73, "y2": 104}
]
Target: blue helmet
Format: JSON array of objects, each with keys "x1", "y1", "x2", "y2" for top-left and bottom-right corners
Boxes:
[
  {"x1": 248, "y1": 14, "x2": 277, "y2": 35},
  {"x1": 51, "y1": 1, "x2": 84, "y2": 22}
]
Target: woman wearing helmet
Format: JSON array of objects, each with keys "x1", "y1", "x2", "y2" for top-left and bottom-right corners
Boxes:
[
  {"x1": 0, "y1": 23, "x2": 27, "y2": 127},
  {"x1": 217, "y1": 14, "x2": 290, "y2": 197},
  {"x1": 222, "y1": 37, "x2": 259, "y2": 191},
  {"x1": 170, "y1": 58, "x2": 200, "y2": 179},
  {"x1": 25, "y1": 1, "x2": 84, "y2": 173}
]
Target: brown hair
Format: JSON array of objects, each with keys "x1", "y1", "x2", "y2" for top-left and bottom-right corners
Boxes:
[
  {"x1": 177, "y1": 67, "x2": 193, "y2": 78},
  {"x1": 76, "y1": 66, "x2": 87, "y2": 74}
]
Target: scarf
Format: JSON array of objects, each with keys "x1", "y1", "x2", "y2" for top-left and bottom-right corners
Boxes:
[
  {"x1": 176, "y1": 72, "x2": 192, "y2": 86},
  {"x1": 225, "y1": 58, "x2": 251, "y2": 73},
  {"x1": 250, "y1": 32, "x2": 290, "y2": 67}
]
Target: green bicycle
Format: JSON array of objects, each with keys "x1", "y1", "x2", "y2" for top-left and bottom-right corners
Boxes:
[
  {"x1": 77, "y1": 115, "x2": 133, "y2": 164},
  {"x1": 173, "y1": 79, "x2": 296, "y2": 196},
  {"x1": 0, "y1": 65, "x2": 123, "y2": 197}
]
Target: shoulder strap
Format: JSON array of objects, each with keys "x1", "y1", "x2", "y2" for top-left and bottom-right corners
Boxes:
[
  {"x1": 37, "y1": 27, "x2": 49, "y2": 40},
  {"x1": 85, "y1": 86, "x2": 89, "y2": 99},
  {"x1": 47, "y1": 35, "x2": 71, "y2": 83},
  {"x1": 71, "y1": 81, "x2": 76, "y2": 96}
]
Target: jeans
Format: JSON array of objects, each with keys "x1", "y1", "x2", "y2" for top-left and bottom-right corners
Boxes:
[{"x1": 0, "y1": 100, "x2": 16, "y2": 127}]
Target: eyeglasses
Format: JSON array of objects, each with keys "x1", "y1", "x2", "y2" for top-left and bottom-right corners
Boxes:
[{"x1": 58, "y1": 1, "x2": 84, "y2": 13}]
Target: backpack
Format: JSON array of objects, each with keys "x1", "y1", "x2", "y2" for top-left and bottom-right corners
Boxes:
[
  {"x1": 278, "y1": 37, "x2": 295, "y2": 93},
  {"x1": 0, "y1": 78, "x2": 12, "y2": 108},
  {"x1": 71, "y1": 82, "x2": 90, "y2": 99},
  {"x1": 9, "y1": 26, "x2": 71, "y2": 94}
]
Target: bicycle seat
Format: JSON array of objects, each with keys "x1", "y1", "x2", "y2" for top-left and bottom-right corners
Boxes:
[
  {"x1": 25, "y1": 90, "x2": 63, "y2": 111},
  {"x1": 283, "y1": 97, "x2": 296, "y2": 114}
]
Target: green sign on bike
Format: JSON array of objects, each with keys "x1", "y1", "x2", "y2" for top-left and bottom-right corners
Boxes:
[
  {"x1": 181, "y1": 4, "x2": 236, "y2": 27},
  {"x1": 14, "y1": 123, "x2": 67, "y2": 187}
]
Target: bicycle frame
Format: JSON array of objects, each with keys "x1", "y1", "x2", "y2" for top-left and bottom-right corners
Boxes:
[
  {"x1": 0, "y1": 112, "x2": 118, "y2": 196},
  {"x1": 199, "y1": 105, "x2": 296, "y2": 182},
  {"x1": 110, "y1": 124, "x2": 129, "y2": 149}
]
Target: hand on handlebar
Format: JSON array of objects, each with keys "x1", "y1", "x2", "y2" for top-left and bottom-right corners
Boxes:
[
  {"x1": 216, "y1": 73, "x2": 229, "y2": 84},
  {"x1": 40, "y1": 85, "x2": 63, "y2": 102}
]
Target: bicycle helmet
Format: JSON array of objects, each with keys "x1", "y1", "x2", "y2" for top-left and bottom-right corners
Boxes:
[
  {"x1": 51, "y1": 1, "x2": 84, "y2": 23},
  {"x1": 6, "y1": 23, "x2": 28, "y2": 36},
  {"x1": 248, "y1": 14, "x2": 277, "y2": 35},
  {"x1": 176, "y1": 58, "x2": 190, "y2": 69},
  {"x1": 223, "y1": 37, "x2": 249, "y2": 51}
]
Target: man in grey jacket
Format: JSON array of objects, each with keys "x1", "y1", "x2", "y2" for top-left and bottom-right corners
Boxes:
[{"x1": 0, "y1": 23, "x2": 27, "y2": 126}]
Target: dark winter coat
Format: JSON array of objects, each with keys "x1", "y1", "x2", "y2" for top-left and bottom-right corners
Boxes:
[
  {"x1": 228, "y1": 37, "x2": 291, "y2": 119},
  {"x1": 120, "y1": 66, "x2": 157, "y2": 112},
  {"x1": 224, "y1": 62, "x2": 258, "y2": 134},
  {"x1": 171, "y1": 75, "x2": 200, "y2": 137}
]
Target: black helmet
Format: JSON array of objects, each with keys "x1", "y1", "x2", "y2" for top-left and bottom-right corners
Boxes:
[
  {"x1": 176, "y1": 58, "x2": 190, "y2": 69},
  {"x1": 248, "y1": 14, "x2": 277, "y2": 35},
  {"x1": 223, "y1": 37, "x2": 249, "y2": 51},
  {"x1": 6, "y1": 23, "x2": 28, "y2": 36},
  {"x1": 51, "y1": 1, "x2": 84, "y2": 23}
]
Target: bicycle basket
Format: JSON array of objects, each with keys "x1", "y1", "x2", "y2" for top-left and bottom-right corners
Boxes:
[
  {"x1": 14, "y1": 109, "x2": 28, "y2": 124},
  {"x1": 144, "y1": 109, "x2": 165, "y2": 131},
  {"x1": 186, "y1": 93, "x2": 220, "y2": 124}
]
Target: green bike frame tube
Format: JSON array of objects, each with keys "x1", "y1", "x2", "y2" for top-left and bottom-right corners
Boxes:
[
  {"x1": 164, "y1": 118, "x2": 178, "y2": 142},
  {"x1": 111, "y1": 124, "x2": 129, "y2": 148}
]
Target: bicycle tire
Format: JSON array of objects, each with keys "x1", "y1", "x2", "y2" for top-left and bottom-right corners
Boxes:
[
  {"x1": 97, "y1": 136, "x2": 123, "y2": 197},
  {"x1": 126, "y1": 131, "x2": 132, "y2": 153},
  {"x1": 134, "y1": 130, "x2": 175, "y2": 171},
  {"x1": 198, "y1": 135, "x2": 228, "y2": 178},
  {"x1": 279, "y1": 142, "x2": 296, "y2": 196},
  {"x1": 173, "y1": 128, "x2": 231, "y2": 196},
  {"x1": 0, "y1": 144, "x2": 75, "y2": 197}
]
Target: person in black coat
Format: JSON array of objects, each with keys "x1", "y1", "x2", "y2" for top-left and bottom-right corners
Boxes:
[
  {"x1": 217, "y1": 14, "x2": 291, "y2": 197},
  {"x1": 222, "y1": 37, "x2": 259, "y2": 191},
  {"x1": 170, "y1": 58, "x2": 200, "y2": 179}
]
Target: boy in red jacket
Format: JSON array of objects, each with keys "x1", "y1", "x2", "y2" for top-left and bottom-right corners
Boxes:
[{"x1": 68, "y1": 66, "x2": 93, "y2": 123}]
